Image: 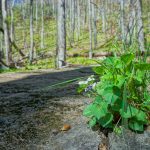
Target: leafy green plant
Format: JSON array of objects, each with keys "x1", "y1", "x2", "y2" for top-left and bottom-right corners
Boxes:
[{"x1": 79, "y1": 53, "x2": 150, "y2": 131}]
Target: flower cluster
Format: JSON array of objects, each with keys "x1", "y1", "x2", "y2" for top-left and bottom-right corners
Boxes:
[{"x1": 78, "y1": 75, "x2": 97, "y2": 93}]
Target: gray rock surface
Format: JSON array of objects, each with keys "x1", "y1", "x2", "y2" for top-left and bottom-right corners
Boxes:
[
  {"x1": 49, "y1": 117, "x2": 101, "y2": 150},
  {"x1": 108, "y1": 129, "x2": 150, "y2": 150},
  {"x1": 0, "y1": 67, "x2": 102, "y2": 150}
]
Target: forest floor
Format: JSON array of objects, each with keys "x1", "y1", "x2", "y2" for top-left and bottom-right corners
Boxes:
[{"x1": 0, "y1": 67, "x2": 150, "y2": 150}]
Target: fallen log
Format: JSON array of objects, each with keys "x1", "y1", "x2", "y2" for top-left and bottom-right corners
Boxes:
[{"x1": 67, "y1": 52, "x2": 113, "y2": 57}]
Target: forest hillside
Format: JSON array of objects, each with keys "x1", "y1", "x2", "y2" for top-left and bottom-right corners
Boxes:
[{"x1": 0, "y1": 0, "x2": 149, "y2": 71}]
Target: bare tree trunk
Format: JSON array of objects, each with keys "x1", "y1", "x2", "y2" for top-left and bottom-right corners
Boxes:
[
  {"x1": 71, "y1": 0, "x2": 75, "y2": 43},
  {"x1": 0, "y1": 0, "x2": 3, "y2": 68},
  {"x1": 77, "y1": 0, "x2": 81, "y2": 40},
  {"x1": 148, "y1": 12, "x2": 150, "y2": 33},
  {"x1": 127, "y1": 0, "x2": 136, "y2": 45},
  {"x1": 120, "y1": 0, "x2": 125, "y2": 43},
  {"x1": 22, "y1": 0, "x2": 26, "y2": 50},
  {"x1": 29, "y1": 0, "x2": 34, "y2": 64},
  {"x1": 41, "y1": 0, "x2": 44, "y2": 49},
  {"x1": 92, "y1": 3, "x2": 97, "y2": 49},
  {"x1": 2, "y1": 0, "x2": 12, "y2": 66},
  {"x1": 136, "y1": 0, "x2": 145, "y2": 52},
  {"x1": 88, "y1": 0, "x2": 93, "y2": 58},
  {"x1": 101, "y1": 1, "x2": 106, "y2": 34},
  {"x1": 35, "y1": 0, "x2": 38, "y2": 29},
  {"x1": 10, "y1": 0, "x2": 15, "y2": 43},
  {"x1": 56, "y1": 0, "x2": 66, "y2": 68}
]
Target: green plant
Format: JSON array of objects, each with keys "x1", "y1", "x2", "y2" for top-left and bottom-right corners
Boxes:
[{"x1": 79, "y1": 53, "x2": 150, "y2": 131}]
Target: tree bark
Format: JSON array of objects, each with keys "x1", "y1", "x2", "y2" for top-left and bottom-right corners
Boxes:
[
  {"x1": 41, "y1": 0, "x2": 44, "y2": 49},
  {"x1": 120, "y1": 0, "x2": 125, "y2": 43},
  {"x1": 29, "y1": 0, "x2": 34, "y2": 64},
  {"x1": 35, "y1": 0, "x2": 38, "y2": 29},
  {"x1": 136, "y1": 0, "x2": 145, "y2": 52},
  {"x1": 88, "y1": 0, "x2": 93, "y2": 58},
  {"x1": 127, "y1": 0, "x2": 136, "y2": 45},
  {"x1": 92, "y1": 3, "x2": 97, "y2": 49},
  {"x1": 56, "y1": 0, "x2": 66, "y2": 68},
  {"x1": 2, "y1": 0, "x2": 13, "y2": 66},
  {"x1": 10, "y1": 0, "x2": 15, "y2": 43}
]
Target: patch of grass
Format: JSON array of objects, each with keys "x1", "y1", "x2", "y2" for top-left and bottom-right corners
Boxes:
[{"x1": 67, "y1": 57, "x2": 98, "y2": 66}]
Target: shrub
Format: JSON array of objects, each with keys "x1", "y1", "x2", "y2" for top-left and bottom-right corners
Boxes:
[{"x1": 79, "y1": 53, "x2": 150, "y2": 132}]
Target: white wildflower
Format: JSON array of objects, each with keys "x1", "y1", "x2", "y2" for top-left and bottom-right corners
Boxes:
[
  {"x1": 92, "y1": 82, "x2": 97, "y2": 89},
  {"x1": 87, "y1": 75, "x2": 95, "y2": 82},
  {"x1": 78, "y1": 81, "x2": 88, "y2": 85}
]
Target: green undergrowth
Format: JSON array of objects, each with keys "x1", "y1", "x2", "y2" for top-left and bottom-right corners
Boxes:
[
  {"x1": 79, "y1": 53, "x2": 150, "y2": 132},
  {"x1": 2, "y1": 7, "x2": 150, "y2": 73}
]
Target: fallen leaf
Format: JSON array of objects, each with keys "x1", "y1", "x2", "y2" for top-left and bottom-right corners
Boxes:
[
  {"x1": 61, "y1": 124, "x2": 71, "y2": 131},
  {"x1": 99, "y1": 143, "x2": 107, "y2": 150}
]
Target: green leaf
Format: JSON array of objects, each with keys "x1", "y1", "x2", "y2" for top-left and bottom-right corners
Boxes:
[
  {"x1": 92, "y1": 102, "x2": 108, "y2": 120},
  {"x1": 102, "y1": 86, "x2": 120, "y2": 104},
  {"x1": 93, "y1": 66, "x2": 104, "y2": 75},
  {"x1": 98, "y1": 113, "x2": 113, "y2": 127},
  {"x1": 116, "y1": 75, "x2": 126, "y2": 87},
  {"x1": 135, "y1": 63, "x2": 150, "y2": 71},
  {"x1": 94, "y1": 96, "x2": 103, "y2": 104},
  {"x1": 103, "y1": 57, "x2": 115, "y2": 66},
  {"x1": 121, "y1": 53, "x2": 134, "y2": 65},
  {"x1": 120, "y1": 105, "x2": 148, "y2": 124},
  {"x1": 129, "y1": 120, "x2": 144, "y2": 131},
  {"x1": 135, "y1": 110, "x2": 148, "y2": 123},
  {"x1": 120, "y1": 105, "x2": 138, "y2": 118},
  {"x1": 112, "y1": 99, "x2": 122, "y2": 111},
  {"x1": 83, "y1": 104, "x2": 93, "y2": 117},
  {"x1": 78, "y1": 84, "x2": 87, "y2": 93},
  {"x1": 134, "y1": 70, "x2": 145, "y2": 83},
  {"x1": 89, "y1": 117, "x2": 97, "y2": 127},
  {"x1": 83, "y1": 102, "x2": 108, "y2": 120},
  {"x1": 144, "y1": 92, "x2": 150, "y2": 101}
]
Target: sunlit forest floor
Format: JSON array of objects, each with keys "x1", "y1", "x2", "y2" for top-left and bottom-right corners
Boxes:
[{"x1": 1, "y1": 18, "x2": 149, "y2": 73}]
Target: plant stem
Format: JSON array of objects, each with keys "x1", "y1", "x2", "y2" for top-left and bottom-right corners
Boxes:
[{"x1": 122, "y1": 82, "x2": 128, "y2": 129}]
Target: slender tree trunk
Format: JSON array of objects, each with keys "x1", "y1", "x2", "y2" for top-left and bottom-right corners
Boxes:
[
  {"x1": 41, "y1": 0, "x2": 44, "y2": 49},
  {"x1": 77, "y1": 0, "x2": 81, "y2": 40},
  {"x1": 88, "y1": 0, "x2": 93, "y2": 58},
  {"x1": 120, "y1": 0, "x2": 125, "y2": 43},
  {"x1": 56, "y1": 0, "x2": 66, "y2": 68},
  {"x1": 10, "y1": 0, "x2": 15, "y2": 43},
  {"x1": 71, "y1": 0, "x2": 75, "y2": 43},
  {"x1": 101, "y1": 1, "x2": 106, "y2": 34},
  {"x1": 22, "y1": 0, "x2": 27, "y2": 52},
  {"x1": 127, "y1": 0, "x2": 136, "y2": 45},
  {"x1": 148, "y1": 12, "x2": 150, "y2": 33},
  {"x1": 29, "y1": 0, "x2": 34, "y2": 64},
  {"x1": 2, "y1": 0, "x2": 12, "y2": 66},
  {"x1": 35, "y1": 0, "x2": 38, "y2": 29},
  {"x1": 92, "y1": 3, "x2": 97, "y2": 49},
  {"x1": 136, "y1": 0, "x2": 145, "y2": 52},
  {"x1": 0, "y1": 0, "x2": 3, "y2": 68}
]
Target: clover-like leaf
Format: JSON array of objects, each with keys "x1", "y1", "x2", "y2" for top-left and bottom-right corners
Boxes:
[
  {"x1": 98, "y1": 113, "x2": 113, "y2": 128},
  {"x1": 129, "y1": 120, "x2": 144, "y2": 131}
]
